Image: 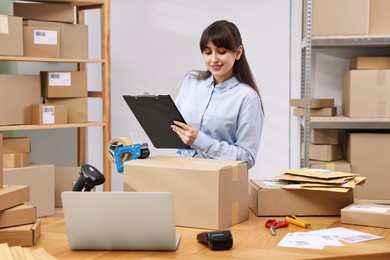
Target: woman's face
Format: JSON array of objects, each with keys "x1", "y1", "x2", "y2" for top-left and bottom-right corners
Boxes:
[{"x1": 202, "y1": 40, "x2": 242, "y2": 85}]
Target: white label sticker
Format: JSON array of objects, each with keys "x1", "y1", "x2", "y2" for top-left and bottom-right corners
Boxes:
[
  {"x1": 42, "y1": 106, "x2": 55, "y2": 124},
  {"x1": 349, "y1": 205, "x2": 389, "y2": 213},
  {"x1": 34, "y1": 30, "x2": 58, "y2": 45},
  {"x1": 0, "y1": 15, "x2": 9, "y2": 34},
  {"x1": 49, "y1": 72, "x2": 71, "y2": 86}
]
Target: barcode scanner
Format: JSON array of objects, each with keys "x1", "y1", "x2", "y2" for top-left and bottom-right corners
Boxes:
[
  {"x1": 73, "y1": 164, "x2": 105, "y2": 192},
  {"x1": 197, "y1": 230, "x2": 233, "y2": 250}
]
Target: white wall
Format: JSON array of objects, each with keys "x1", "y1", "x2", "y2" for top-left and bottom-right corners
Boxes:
[{"x1": 111, "y1": 0, "x2": 302, "y2": 190}]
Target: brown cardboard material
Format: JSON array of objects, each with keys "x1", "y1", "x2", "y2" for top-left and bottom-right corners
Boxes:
[
  {"x1": 302, "y1": 144, "x2": 343, "y2": 162},
  {"x1": 3, "y1": 137, "x2": 30, "y2": 154},
  {"x1": 0, "y1": 219, "x2": 41, "y2": 247},
  {"x1": 4, "y1": 164, "x2": 55, "y2": 217},
  {"x1": 0, "y1": 15, "x2": 23, "y2": 56},
  {"x1": 124, "y1": 156, "x2": 249, "y2": 230},
  {"x1": 0, "y1": 74, "x2": 41, "y2": 125},
  {"x1": 249, "y1": 179, "x2": 354, "y2": 216},
  {"x1": 31, "y1": 104, "x2": 67, "y2": 125},
  {"x1": 0, "y1": 185, "x2": 29, "y2": 211},
  {"x1": 25, "y1": 20, "x2": 88, "y2": 59},
  {"x1": 312, "y1": 0, "x2": 370, "y2": 36},
  {"x1": 45, "y1": 98, "x2": 87, "y2": 123},
  {"x1": 309, "y1": 160, "x2": 351, "y2": 173},
  {"x1": 290, "y1": 98, "x2": 334, "y2": 108},
  {"x1": 14, "y1": 2, "x2": 74, "y2": 23},
  {"x1": 41, "y1": 71, "x2": 87, "y2": 98},
  {"x1": 3, "y1": 153, "x2": 30, "y2": 168},
  {"x1": 0, "y1": 134, "x2": 3, "y2": 189},
  {"x1": 0, "y1": 204, "x2": 37, "y2": 228},
  {"x1": 343, "y1": 70, "x2": 390, "y2": 117},
  {"x1": 23, "y1": 26, "x2": 60, "y2": 58},
  {"x1": 310, "y1": 129, "x2": 339, "y2": 144},
  {"x1": 341, "y1": 202, "x2": 390, "y2": 229},
  {"x1": 55, "y1": 167, "x2": 79, "y2": 207},
  {"x1": 350, "y1": 57, "x2": 390, "y2": 70},
  {"x1": 347, "y1": 133, "x2": 390, "y2": 200},
  {"x1": 370, "y1": 0, "x2": 390, "y2": 35},
  {"x1": 293, "y1": 107, "x2": 336, "y2": 117}
]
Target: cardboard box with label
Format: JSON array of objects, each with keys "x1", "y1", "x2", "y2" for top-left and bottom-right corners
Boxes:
[
  {"x1": 32, "y1": 104, "x2": 67, "y2": 125},
  {"x1": 45, "y1": 97, "x2": 88, "y2": 123},
  {"x1": 124, "y1": 156, "x2": 249, "y2": 230},
  {"x1": 341, "y1": 202, "x2": 390, "y2": 229},
  {"x1": 55, "y1": 167, "x2": 80, "y2": 207},
  {"x1": 41, "y1": 71, "x2": 87, "y2": 98},
  {"x1": 0, "y1": 219, "x2": 41, "y2": 247},
  {"x1": 0, "y1": 74, "x2": 41, "y2": 125},
  {"x1": 0, "y1": 204, "x2": 37, "y2": 229},
  {"x1": 343, "y1": 70, "x2": 390, "y2": 117},
  {"x1": 23, "y1": 25, "x2": 61, "y2": 58},
  {"x1": 0, "y1": 15, "x2": 23, "y2": 56},
  {"x1": 347, "y1": 133, "x2": 390, "y2": 200},
  {"x1": 14, "y1": 2, "x2": 74, "y2": 23},
  {"x1": 25, "y1": 20, "x2": 88, "y2": 59},
  {"x1": 0, "y1": 185, "x2": 29, "y2": 211},
  {"x1": 4, "y1": 164, "x2": 55, "y2": 217},
  {"x1": 249, "y1": 179, "x2": 354, "y2": 216}
]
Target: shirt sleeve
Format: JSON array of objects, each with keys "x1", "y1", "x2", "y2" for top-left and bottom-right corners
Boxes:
[{"x1": 191, "y1": 96, "x2": 264, "y2": 169}]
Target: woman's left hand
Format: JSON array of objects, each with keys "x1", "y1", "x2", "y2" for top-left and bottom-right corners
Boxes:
[{"x1": 171, "y1": 120, "x2": 199, "y2": 145}]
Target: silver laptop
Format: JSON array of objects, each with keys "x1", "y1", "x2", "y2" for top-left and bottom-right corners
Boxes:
[{"x1": 61, "y1": 191, "x2": 181, "y2": 251}]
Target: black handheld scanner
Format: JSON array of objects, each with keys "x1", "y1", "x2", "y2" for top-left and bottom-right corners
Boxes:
[
  {"x1": 73, "y1": 164, "x2": 105, "y2": 192},
  {"x1": 197, "y1": 230, "x2": 233, "y2": 251}
]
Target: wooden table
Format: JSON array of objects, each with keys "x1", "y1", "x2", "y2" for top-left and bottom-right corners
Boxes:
[{"x1": 33, "y1": 210, "x2": 390, "y2": 259}]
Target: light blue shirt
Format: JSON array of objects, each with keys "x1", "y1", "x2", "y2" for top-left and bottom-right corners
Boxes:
[{"x1": 175, "y1": 72, "x2": 264, "y2": 169}]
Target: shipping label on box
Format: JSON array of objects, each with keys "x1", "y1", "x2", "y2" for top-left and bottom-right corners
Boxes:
[
  {"x1": 341, "y1": 202, "x2": 390, "y2": 228},
  {"x1": 0, "y1": 15, "x2": 23, "y2": 56},
  {"x1": 124, "y1": 156, "x2": 249, "y2": 230},
  {"x1": 41, "y1": 71, "x2": 88, "y2": 98},
  {"x1": 249, "y1": 179, "x2": 354, "y2": 216}
]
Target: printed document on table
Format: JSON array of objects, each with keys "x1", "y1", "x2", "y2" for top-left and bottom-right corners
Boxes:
[{"x1": 309, "y1": 227, "x2": 383, "y2": 243}]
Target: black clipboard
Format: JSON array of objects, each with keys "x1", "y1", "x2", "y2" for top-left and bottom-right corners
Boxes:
[{"x1": 123, "y1": 94, "x2": 190, "y2": 149}]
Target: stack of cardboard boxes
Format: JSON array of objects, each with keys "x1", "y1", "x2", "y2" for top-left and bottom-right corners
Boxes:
[
  {"x1": 290, "y1": 98, "x2": 337, "y2": 117},
  {"x1": 0, "y1": 134, "x2": 41, "y2": 247},
  {"x1": 0, "y1": 1, "x2": 89, "y2": 126}
]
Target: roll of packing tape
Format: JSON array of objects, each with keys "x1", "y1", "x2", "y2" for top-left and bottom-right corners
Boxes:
[{"x1": 107, "y1": 137, "x2": 132, "y2": 163}]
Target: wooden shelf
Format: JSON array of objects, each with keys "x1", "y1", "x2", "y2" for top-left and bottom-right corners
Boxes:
[
  {"x1": 0, "y1": 122, "x2": 104, "y2": 131},
  {"x1": 309, "y1": 116, "x2": 390, "y2": 129},
  {"x1": 17, "y1": 0, "x2": 105, "y2": 7},
  {"x1": 0, "y1": 56, "x2": 104, "y2": 63},
  {"x1": 302, "y1": 35, "x2": 390, "y2": 48}
]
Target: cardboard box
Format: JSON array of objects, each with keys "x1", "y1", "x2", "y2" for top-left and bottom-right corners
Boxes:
[
  {"x1": 343, "y1": 70, "x2": 390, "y2": 117},
  {"x1": 0, "y1": 219, "x2": 41, "y2": 247},
  {"x1": 293, "y1": 107, "x2": 336, "y2": 117},
  {"x1": 0, "y1": 185, "x2": 29, "y2": 211},
  {"x1": 290, "y1": 98, "x2": 334, "y2": 108},
  {"x1": 41, "y1": 71, "x2": 87, "y2": 98},
  {"x1": 3, "y1": 153, "x2": 30, "y2": 168},
  {"x1": 310, "y1": 129, "x2": 339, "y2": 144},
  {"x1": 3, "y1": 137, "x2": 30, "y2": 154},
  {"x1": 23, "y1": 25, "x2": 61, "y2": 58},
  {"x1": 341, "y1": 202, "x2": 390, "y2": 228},
  {"x1": 25, "y1": 20, "x2": 88, "y2": 59},
  {"x1": 0, "y1": 74, "x2": 41, "y2": 125},
  {"x1": 4, "y1": 164, "x2": 55, "y2": 217},
  {"x1": 0, "y1": 15, "x2": 23, "y2": 56},
  {"x1": 0, "y1": 134, "x2": 3, "y2": 189},
  {"x1": 14, "y1": 2, "x2": 74, "y2": 23},
  {"x1": 249, "y1": 179, "x2": 354, "y2": 216},
  {"x1": 31, "y1": 104, "x2": 67, "y2": 125},
  {"x1": 309, "y1": 160, "x2": 351, "y2": 173},
  {"x1": 350, "y1": 57, "x2": 390, "y2": 70},
  {"x1": 45, "y1": 98, "x2": 87, "y2": 123},
  {"x1": 55, "y1": 167, "x2": 79, "y2": 207},
  {"x1": 312, "y1": 0, "x2": 370, "y2": 36},
  {"x1": 0, "y1": 204, "x2": 37, "y2": 228},
  {"x1": 124, "y1": 156, "x2": 249, "y2": 230},
  {"x1": 303, "y1": 144, "x2": 343, "y2": 162},
  {"x1": 370, "y1": 0, "x2": 390, "y2": 35},
  {"x1": 347, "y1": 133, "x2": 390, "y2": 200}
]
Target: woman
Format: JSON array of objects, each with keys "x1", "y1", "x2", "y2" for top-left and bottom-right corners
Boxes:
[{"x1": 171, "y1": 20, "x2": 264, "y2": 169}]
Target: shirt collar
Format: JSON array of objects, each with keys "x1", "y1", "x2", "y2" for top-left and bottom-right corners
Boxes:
[{"x1": 206, "y1": 75, "x2": 240, "y2": 93}]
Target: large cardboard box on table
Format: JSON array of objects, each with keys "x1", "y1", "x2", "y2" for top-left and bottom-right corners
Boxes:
[
  {"x1": 0, "y1": 74, "x2": 41, "y2": 125},
  {"x1": 347, "y1": 133, "x2": 390, "y2": 200},
  {"x1": 0, "y1": 204, "x2": 37, "y2": 228},
  {"x1": 41, "y1": 71, "x2": 88, "y2": 98},
  {"x1": 4, "y1": 164, "x2": 55, "y2": 217},
  {"x1": 341, "y1": 202, "x2": 390, "y2": 229},
  {"x1": 124, "y1": 156, "x2": 249, "y2": 230},
  {"x1": 249, "y1": 179, "x2": 354, "y2": 216},
  {"x1": 343, "y1": 70, "x2": 390, "y2": 117},
  {"x1": 0, "y1": 185, "x2": 29, "y2": 211},
  {"x1": 0, "y1": 15, "x2": 23, "y2": 56},
  {"x1": 55, "y1": 167, "x2": 80, "y2": 207},
  {"x1": 14, "y1": 2, "x2": 74, "y2": 23},
  {"x1": 0, "y1": 219, "x2": 41, "y2": 247}
]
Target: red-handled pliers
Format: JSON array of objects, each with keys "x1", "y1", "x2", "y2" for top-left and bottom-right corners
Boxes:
[{"x1": 265, "y1": 219, "x2": 289, "y2": 236}]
